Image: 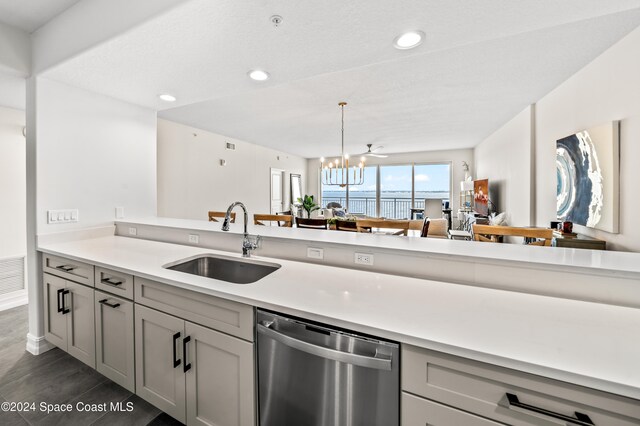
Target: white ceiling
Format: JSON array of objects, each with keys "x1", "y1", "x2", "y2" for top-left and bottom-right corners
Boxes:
[
  {"x1": 42, "y1": 0, "x2": 640, "y2": 157},
  {"x1": 0, "y1": 0, "x2": 82, "y2": 32}
]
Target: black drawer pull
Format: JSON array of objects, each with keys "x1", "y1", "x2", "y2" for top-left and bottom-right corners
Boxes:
[
  {"x1": 57, "y1": 288, "x2": 64, "y2": 313},
  {"x1": 99, "y1": 299, "x2": 120, "y2": 309},
  {"x1": 500, "y1": 393, "x2": 594, "y2": 425},
  {"x1": 183, "y1": 336, "x2": 192, "y2": 373},
  {"x1": 61, "y1": 290, "x2": 70, "y2": 314},
  {"x1": 173, "y1": 332, "x2": 181, "y2": 368},
  {"x1": 56, "y1": 265, "x2": 76, "y2": 272},
  {"x1": 101, "y1": 277, "x2": 123, "y2": 286}
]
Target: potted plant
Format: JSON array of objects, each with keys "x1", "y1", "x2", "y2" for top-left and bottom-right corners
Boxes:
[{"x1": 297, "y1": 195, "x2": 320, "y2": 218}]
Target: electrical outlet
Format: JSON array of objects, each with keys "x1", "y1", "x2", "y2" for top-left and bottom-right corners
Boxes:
[
  {"x1": 188, "y1": 234, "x2": 199, "y2": 244},
  {"x1": 307, "y1": 247, "x2": 324, "y2": 260},
  {"x1": 128, "y1": 227, "x2": 137, "y2": 236},
  {"x1": 354, "y1": 253, "x2": 374, "y2": 266}
]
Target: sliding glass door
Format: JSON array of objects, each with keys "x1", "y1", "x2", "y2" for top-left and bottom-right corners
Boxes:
[{"x1": 321, "y1": 163, "x2": 450, "y2": 218}]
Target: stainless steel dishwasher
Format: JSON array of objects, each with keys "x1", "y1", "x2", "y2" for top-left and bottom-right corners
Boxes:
[{"x1": 257, "y1": 309, "x2": 399, "y2": 426}]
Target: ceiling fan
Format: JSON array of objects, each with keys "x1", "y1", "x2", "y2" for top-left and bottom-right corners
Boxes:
[{"x1": 360, "y1": 144, "x2": 388, "y2": 158}]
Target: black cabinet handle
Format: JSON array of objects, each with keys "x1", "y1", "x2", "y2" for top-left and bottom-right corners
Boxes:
[
  {"x1": 173, "y1": 332, "x2": 181, "y2": 368},
  {"x1": 61, "y1": 290, "x2": 70, "y2": 314},
  {"x1": 99, "y1": 299, "x2": 120, "y2": 309},
  {"x1": 500, "y1": 393, "x2": 595, "y2": 425},
  {"x1": 56, "y1": 265, "x2": 76, "y2": 272},
  {"x1": 56, "y1": 288, "x2": 64, "y2": 313},
  {"x1": 183, "y1": 336, "x2": 191, "y2": 373},
  {"x1": 101, "y1": 277, "x2": 123, "y2": 286}
]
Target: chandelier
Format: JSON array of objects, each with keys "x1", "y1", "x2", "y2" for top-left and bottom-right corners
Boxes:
[{"x1": 320, "y1": 102, "x2": 365, "y2": 187}]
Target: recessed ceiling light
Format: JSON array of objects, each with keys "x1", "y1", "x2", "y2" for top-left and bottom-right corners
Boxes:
[
  {"x1": 248, "y1": 70, "x2": 270, "y2": 81},
  {"x1": 393, "y1": 31, "x2": 425, "y2": 50},
  {"x1": 159, "y1": 94, "x2": 177, "y2": 102}
]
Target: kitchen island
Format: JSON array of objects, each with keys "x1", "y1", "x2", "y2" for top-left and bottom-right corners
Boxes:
[{"x1": 37, "y1": 225, "x2": 640, "y2": 424}]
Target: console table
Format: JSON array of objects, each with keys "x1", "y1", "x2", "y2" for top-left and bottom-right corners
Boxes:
[{"x1": 553, "y1": 232, "x2": 606, "y2": 250}]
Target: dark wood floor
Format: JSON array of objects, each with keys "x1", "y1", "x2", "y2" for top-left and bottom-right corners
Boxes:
[{"x1": 0, "y1": 305, "x2": 183, "y2": 426}]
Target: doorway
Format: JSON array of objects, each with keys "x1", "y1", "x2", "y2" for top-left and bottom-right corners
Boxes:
[{"x1": 270, "y1": 168, "x2": 285, "y2": 214}]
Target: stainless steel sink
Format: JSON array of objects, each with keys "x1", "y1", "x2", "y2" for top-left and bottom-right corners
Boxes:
[{"x1": 164, "y1": 254, "x2": 280, "y2": 284}]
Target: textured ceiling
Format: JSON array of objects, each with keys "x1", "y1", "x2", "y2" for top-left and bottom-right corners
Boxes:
[
  {"x1": 42, "y1": 0, "x2": 640, "y2": 157},
  {"x1": 0, "y1": 0, "x2": 81, "y2": 32}
]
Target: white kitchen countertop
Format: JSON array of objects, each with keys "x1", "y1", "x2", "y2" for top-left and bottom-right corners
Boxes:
[
  {"x1": 117, "y1": 216, "x2": 640, "y2": 276},
  {"x1": 39, "y1": 234, "x2": 640, "y2": 401}
]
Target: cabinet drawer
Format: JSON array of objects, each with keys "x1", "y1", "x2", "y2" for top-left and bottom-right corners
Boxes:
[
  {"x1": 402, "y1": 345, "x2": 640, "y2": 426},
  {"x1": 134, "y1": 277, "x2": 254, "y2": 341},
  {"x1": 402, "y1": 392, "x2": 504, "y2": 426},
  {"x1": 95, "y1": 267, "x2": 134, "y2": 300},
  {"x1": 43, "y1": 254, "x2": 94, "y2": 286}
]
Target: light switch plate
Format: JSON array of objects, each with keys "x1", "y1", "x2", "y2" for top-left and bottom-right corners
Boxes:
[
  {"x1": 47, "y1": 209, "x2": 79, "y2": 224},
  {"x1": 115, "y1": 207, "x2": 125, "y2": 219}
]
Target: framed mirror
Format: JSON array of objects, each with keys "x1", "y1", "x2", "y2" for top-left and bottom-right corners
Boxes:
[{"x1": 290, "y1": 174, "x2": 302, "y2": 205}]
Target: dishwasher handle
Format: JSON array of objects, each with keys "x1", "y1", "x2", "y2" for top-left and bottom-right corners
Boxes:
[{"x1": 257, "y1": 322, "x2": 392, "y2": 371}]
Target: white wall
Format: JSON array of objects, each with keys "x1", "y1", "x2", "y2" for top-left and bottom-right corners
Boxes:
[
  {"x1": 473, "y1": 26, "x2": 640, "y2": 251},
  {"x1": 474, "y1": 105, "x2": 533, "y2": 226},
  {"x1": 307, "y1": 148, "x2": 474, "y2": 213},
  {"x1": 0, "y1": 22, "x2": 30, "y2": 76},
  {"x1": 535, "y1": 26, "x2": 640, "y2": 251},
  {"x1": 157, "y1": 119, "x2": 307, "y2": 220},
  {"x1": 36, "y1": 78, "x2": 157, "y2": 233},
  {"x1": 0, "y1": 106, "x2": 26, "y2": 258}
]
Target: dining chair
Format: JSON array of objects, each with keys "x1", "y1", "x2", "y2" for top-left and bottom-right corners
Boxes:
[
  {"x1": 472, "y1": 224, "x2": 553, "y2": 246},
  {"x1": 334, "y1": 220, "x2": 358, "y2": 232},
  {"x1": 254, "y1": 214, "x2": 293, "y2": 227},
  {"x1": 356, "y1": 219, "x2": 410, "y2": 236},
  {"x1": 420, "y1": 218, "x2": 430, "y2": 238},
  {"x1": 208, "y1": 211, "x2": 235, "y2": 223},
  {"x1": 296, "y1": 217, "x2": 328, "y2": 229}
]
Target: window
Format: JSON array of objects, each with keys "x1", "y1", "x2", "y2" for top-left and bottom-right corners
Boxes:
[
  {"x1": 345, "y1": 166, "x2": 377, "y2": 216},
  {"x1": 321, "y1": 163, "x2": 450, "y2": 218},
  {"x1": 380, "y1": 165, "x2": 413, "y2": 219},
  {"x1": 414, "y1": 163, "x2": 451, "y2": 211}
]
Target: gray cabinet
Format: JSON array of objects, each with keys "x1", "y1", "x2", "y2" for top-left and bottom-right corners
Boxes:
[
  {"x1": 185, "y1": 321, "x2": 254, "y2": 426},
  {"x1": 43, "y1": 273, "x2": 95, "y2": 368},
  {"x1": 95, "y1": 290, "x2": 135, "y2": 392},
  {"x1": 402, "y1": 393, "x2": 503, "y2": 426},
  {"x1": 402, "y1": 344, "x2": 640, "y2": 426},
  {"x1": 135, "y1": 304, "x2": 255, "y2": 426},
  {"x1": 135, "y1": 304, "x2": 186, "y2": 423}
]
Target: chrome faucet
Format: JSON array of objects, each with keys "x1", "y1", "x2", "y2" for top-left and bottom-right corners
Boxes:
[{"x1": 222, "y1": 201, "x2": 261, "y2": 257}]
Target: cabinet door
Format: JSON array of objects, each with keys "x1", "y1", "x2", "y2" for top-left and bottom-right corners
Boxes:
[
  {"x1": 135, "y1": 304, "x2": 186, "y2": 423},
  {"x1": 185, "y1": 321, "x2": 255, "y2": 426},
  {"x1": 66, "y1": 281, "x2": 95, "y2": 368},
  {"x1": 95, "y1": 290, "x2": 135, "y2": 392},
  {"x1": 43, "y1": 273, "x2": 67, "y2": 349}
]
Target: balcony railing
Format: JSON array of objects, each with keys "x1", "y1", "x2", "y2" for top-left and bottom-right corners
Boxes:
[{"x1": 322, "y1": 197, "x2": 427, "y2": 219}]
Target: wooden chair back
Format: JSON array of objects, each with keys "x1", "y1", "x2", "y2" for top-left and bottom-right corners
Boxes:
[
  {"x1": 472, "y1": 225, "x2": 553, "y2": 246},
  {"x1": 335, "y1": 220, "x2": 358, "y2": 232},
  {"x1": 356, "y1": 219, "x2": 410, "y2": 236},
  {"x1": 296, "y1": 217, "x2": 328, "y2": 229},
  {"x1": 208, "y1": 211, "x2": 235, "y2": 223},
  {"x1": 254, "y1": 214, "x2": 293, "y2": 227}
]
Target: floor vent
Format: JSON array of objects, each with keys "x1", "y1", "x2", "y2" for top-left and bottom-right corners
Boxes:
[{"x1": 0, "y1": 256, "x2": 25, "y2": 295}]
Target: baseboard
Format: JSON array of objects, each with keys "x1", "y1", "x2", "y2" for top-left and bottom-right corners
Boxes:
[
  {"x1": 0, "y1": 289, "x2": 28, "y2": 312},
  {"x1": 26, "y1": 333, "x2": 55, "y2": 355}
]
